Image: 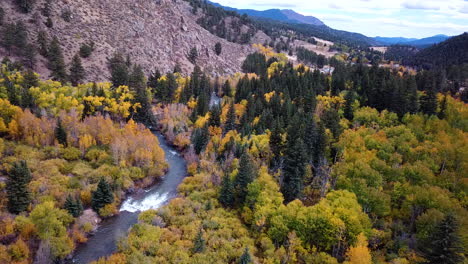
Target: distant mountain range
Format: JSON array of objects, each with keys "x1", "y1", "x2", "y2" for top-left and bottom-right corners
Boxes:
[
  {"x1": 374, "y1": 34, "x2": 450, "y2": 48},
  {"x1": 209, "y1": 2, "x2": 325, "y2": 26}
]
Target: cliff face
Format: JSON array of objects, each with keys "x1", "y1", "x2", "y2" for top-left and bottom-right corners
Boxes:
[{"x1": 1, "y1": 0, "x2": 269, "y2": 81}]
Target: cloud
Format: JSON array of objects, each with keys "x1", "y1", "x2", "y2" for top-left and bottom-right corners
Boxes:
[{"x1": 401, "y1": 1, "x2": 440, "y2": 10}]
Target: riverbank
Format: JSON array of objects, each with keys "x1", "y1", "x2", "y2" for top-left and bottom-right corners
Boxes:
[{"x1": 69, "y1": 132, "x2": 188, "y2": 263}]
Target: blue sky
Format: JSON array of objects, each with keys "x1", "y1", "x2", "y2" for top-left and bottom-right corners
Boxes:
[{"x1": 210, "y1": 0, "x2": 468, "y2": 38}]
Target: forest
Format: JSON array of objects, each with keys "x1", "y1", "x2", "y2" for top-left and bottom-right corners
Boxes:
[{"x1": 0, "y1": 1, "x2": 466, "y2": 263}]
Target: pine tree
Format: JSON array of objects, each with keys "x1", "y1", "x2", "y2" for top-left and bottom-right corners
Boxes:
[
  {"x1": 109, "y1": 52, "x2": 129, "y2": 87},
  {"x1": 6, "y1": 161, "x2": 32, "y2": 214},
  {"x1": 233, "y1": 152, "x2": 255, "y2": 205},
  {"x1": 281, "y1": 138, "x2": 307, "y2": 203},
  {"x1": 219, "y1": 173, "x2": 234, "y2": 207},
  {"x1": 37, "y1": 30, "x2": 49, "y2": 57},
  {"x1": 420, "y1": 78, "x2": 437, "y2": 116},
  {"x1": 91, "y1": 178, "x2": 114, "y2": 212},
  {"x1": 15, "y1": 0, "x2": 36, "y2": 13},
  {"x1": 192, "y1": 228, "x2": 206, "y2": 254},
  {"x1": 21, "y1": 70, "x2": 38, "y2": 108},
  {"x1": 191, "y1": 124, "x2": 209, "y2": 155},
  {"x1": 215, "y1": 42, "x2": 222, "y2": 55},
  {"x1": 48, "y1": 37, "x2": 67, "y2": 82},
  {"x1": 209, "y1": 104, "x2": 221, "y2": 127},
  {"x1": 344, "y1": 90, "x2": 356, "y2": 121},
  {"x1": 239, "y1": 248, "x2": 252, "y2": 264},
  {"x1": 0, "y1": 7, "x2": 4, "y2": 25},
  {"x1": 188, "y1": 47, "x2": 198, "y2": 64},
  {"x1": 225, "y1": 101, "x2": 236, "y2": 133},
  {"x1": 420, "y1": 214, "x2": 464, "y2": 264},
  {"x1": 321, "y1": 108, "x2": 341, "y2": 140},
  {"x1": 130, "y1": 65, "x2": 154, "y2": 124},
  {"x1": 69, "y1": 54, "x2": 85, "y2": 86},
  {"x1": 223, "y1": 80, "x2": 232, "y2": 97},
  {"x1": 64, "y1": 194, "x2": 81, "y2": 217},
  {"x1": 55, "y1": 119, "x2": 67, "y2": 146},
  {"x1": 304, "y1": 116, "x2": 318, "y2": 164},
  {"x1": 269, "y1": 120, "x2": 284, "y2": 169},
  {"x1": 313, "y1": 122, "x2": 327, "y2": 166}
]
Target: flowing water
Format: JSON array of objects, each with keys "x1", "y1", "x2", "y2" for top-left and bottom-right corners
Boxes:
[{"x1": 70, "y1": 132, "x2": 187, "y2": 263}]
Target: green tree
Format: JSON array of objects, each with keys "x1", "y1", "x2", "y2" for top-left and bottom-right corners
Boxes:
[
  {"x1": 234, "y1": 152, "x2": 255, "y2": 205},
  {"x1": 192, "y1": 228, "x2": 206, "y2": 254},
  {"x1": 239, "y1": 248, "x2": 252, "y2": 264},
  {"x1": 281, "y1": 138, "x2": 307, "y2": 203},
  {"x1": 37, "y1": 30, "x2": 49, "y2": 57},
  {"x1": 209, "y1": 104, "x2": 221, "y2": 127},
  {"x1": 188, "y1": 47, "x2": 198, "y2": 64},
  {"x1": 91, "y1": 178, "x2": 114, "y2": 212},
  {"x1": 344, "y1": 90, "x2": 356, "y2": 120},
  {"x1": 219, "y1": 173, "x2": 234, "y2": 207},
  {"x1": 109, "y1": 52, "x2": 129, "y2": 87},
  {"x1": 215, "y1": 42, "x2": 222, "y2": 55},
  {"x1": 0, "y1": 7, "x2": 4, "y2": 25},
  {"x1": 55, "y1": 119, "x2": 67, "y2": 146},
  {"x1": 223, "y1": 80, "x2": 232, "y2": 97},
  {"x1": 45, "y1": 17, "x2": 53, "y2": 28},
  {"x1": 420, "y1": 214, "x2": 464, "y2": 264},
  {"x1": 64, "y1": 194, "x2": 82, "y2": 217},
  {"x1": 191, "y1": 124, "x2": 209, "y2": 155},
  {"x1": 6, "y1": 161, "x2": 32, "y2": 214},
  {"x1": 225, "y1": 101, "x2": 236, "y2": 133},
  {"x1": 79, "y1": 41, "x2": 95, "y2": 58},
  {"x1": 48, "y1": 37, "x2": 67, "y2": 82},
  {"x1": 69, "y1": 54, "x2": 85, "y2": 86},
  {"x1": 15, "y1": 0, "x2": 36, "y2": 13},
  {"x1": 129, "y1": 65, "x2": 154, "y2": 124}
]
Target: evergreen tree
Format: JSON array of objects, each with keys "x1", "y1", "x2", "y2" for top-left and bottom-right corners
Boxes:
[
  {"x1": 15, "y1": 0, "x2": 36, "y2": 13},
  {"x1": 281, "y1": 138, "x2": 307, "y2": 203},
  {"x1": 219, "y1": 173, "x2": 234, "y2": 207},
  {"x1": 129, "y1": 65, "x2": 154, "y2": 124},
  {"x1": 215, "y1": 42, "x2": 222, "y2": 55},
  {"x1": 21, "y1": 70, "x2": 38, "y2": 108},
  {"x1": 420, "y1": 214, "x2": 464, "y2": 264},
  {"x1": 321, "y1": 108, "x2": 342, "y2": 140},
  {"x1": 0, "y1": 7, "x2": 4, "y2": 25},
  {"x1": 225, "y1": 101, "x2": 236, "y2": 133},
  {"x1": 6, "y1": 161, "x2": 32, "y2": 214},
  {"x1": 344, "y1": 90, "x2": 356, "y2": 120},
  {"x1": 191, "y1": 124, "x2": 209, "y2": 155},
  {"x1": 233, "y1": 152, "x2": 255, "y2": 205},
  {"x1": 69, "y1": 54, "x2": 85, "y2": 86},
  {"x1": 223, "y1": 80, "x2": 232, "y2": 97},
  {"x1": 91, "y1": 178, "x2": 114, "y2": 212},
  {"x1": 45, "y1": 17, "x2": 53, "y2": 28},
  {"x1": 55, "y1": 119, "x2": 67, "y2": 146},
  {"x1": 48, "y1": 37, "x2": 67, "y2": 83},
  {"x1": 209, "y1": 104, "x2": 221, "y2": 127},
  {"x1": 37, "y1": 30, "x2": 49, "y2": 57},
  {"x1": 188, "y1": 47, "x2": 198, "y2": 64},
  {"x1": 420, "y1": 77, "x2": 438, "y2": 116},
  {"x1": 192, "y1": 228, "x2": 206, "y2": 254},
  {"x1": 109, "y1": 52, "x2": 129, "y2": 87},
  {"x1": 173, "y1": 63, "x2": 182, "y2": 74},
  {"x1": 64, "y1": 194, "x2": 82, "y2": 217},
  {"x1": 147, "y1": 69, "x2": 161, "y2": 91},
  {"x1": 304, "y1": 116, "x2": 318, "y2": 164},
  {"x1": 313, "y1": 122, "x2": 327, "y2": 165},
  {"x1": 269, "y1": 120, "x2": 284, "y2": 169},
  {"x1": 239, "y1": 248, "x2": 252, "y2": 264},
  {"x1": 406, "y1": 75, "x2": 419, "y2": 114}
]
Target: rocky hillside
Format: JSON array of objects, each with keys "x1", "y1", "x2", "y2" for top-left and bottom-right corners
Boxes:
[{"x1": 1, "y1": 0, "x2": 270, "y2": 81}]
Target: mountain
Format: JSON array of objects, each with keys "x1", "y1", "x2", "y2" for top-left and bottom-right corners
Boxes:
[
  {"x1": 209, "y1": 2, "x2": 325, "y2": 26},
  {"x1": 408, "y1": 33, "x2": 468, "y2": 69},
  {"x1": 374, "y1": 37, "x2": 418, "y2": 45},
  {"x1": 0, "y1": 0, "x2": 267, "y2": 81},
  {"x1": 375, "y1": 34, "x2": 450, "y2": 48}
]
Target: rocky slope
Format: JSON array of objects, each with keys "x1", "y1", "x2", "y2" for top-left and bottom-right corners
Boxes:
[{"x1": 1, "y1": 0, "x2": 270, "y2": 81}]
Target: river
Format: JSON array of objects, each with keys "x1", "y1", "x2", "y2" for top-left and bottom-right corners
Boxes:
[{"x1": 70, "y1": 132, "x2": 187, "y2": 263}]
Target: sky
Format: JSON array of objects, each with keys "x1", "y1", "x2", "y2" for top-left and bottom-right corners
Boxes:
[{"x1": 210, "y1": 0, "x2": 468, "y2": 38}]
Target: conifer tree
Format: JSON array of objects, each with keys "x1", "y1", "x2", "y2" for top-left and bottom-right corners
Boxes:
[
  {"x1": 239, "y1": 248, "x2": 252, "y2": 264},
  {"x1": 219, "y1": 173, "x2": 234, "y2": 207},
  {"x1": 91, "y1": 178, "x2": 114, "y2": 212},
  {"x1": 188, "y1": 47, "x2": 198, "y2": 64},
  {"x1": 55, "y1": 119, "x2": 67, "y2": 146},
  {"x1": 109, "y1": 52, "x2": 129, "y2": 87},
  {"x1": 344, "y1": 90, "x2": 356, "y2": 120},
  {"x1": 420, "y1": 214, "x2": 464, "y2": 264},
  {"x1": 69, "y1": 54, "x2": 85, "y2": 86},
  {"x1": 313, "y1": 122, "x2": 327, "y2": 166},
  {"x1": 281, "y1": 138, "x2": 307, "y2": 203},
  {"x1": 225, "y1": 101, "x2": 236, "y2": 133},
  {"x1": 6, "y1": 161, "x2": 32, "y2": 214},
  {"x1": 191, "y1": 124, "x2": 209, "y2": 155},
  {"x1": 209, "y1": 104, "x2": 221, "y2": 127},
  {"x1": 192, "y1": 228, "x2": 206, "y2": 254},
  {"x1": 15, "y1": 0, "x2": 36, "y2": 13},
  {"x1": 130, "y1": 65, "x2": 153, "y2": 124},
  {"x1": 223, "y1": 80, "x2": 232, "y2": 97},
  {"x1": 64, "y1": 194, "x2": 82, "y2": 217},
  {"x1": 37, "y1": 30, "x2": 49, "y2": 57},
  {"x1": 269, "y1": 120, "x2": 284, "y2": 169},
  {"x1": 233, "y1": 152, "x2": 255, "y2": 205},
  {"x1": 48, "y1": 37, "x2": 67, "y2": 83},
  {"x1": 0, "y1": 7, "x2": 4, "y2": 25},
  {"x1": 21, "y1": 70, "x2": 38, "y2": 108},
  {"x1": 438, "y1": 93, "x2": 448, "y2": 119},
  {"x1": 215, "y1": 42, "x2": 222, "y2": 55}
]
